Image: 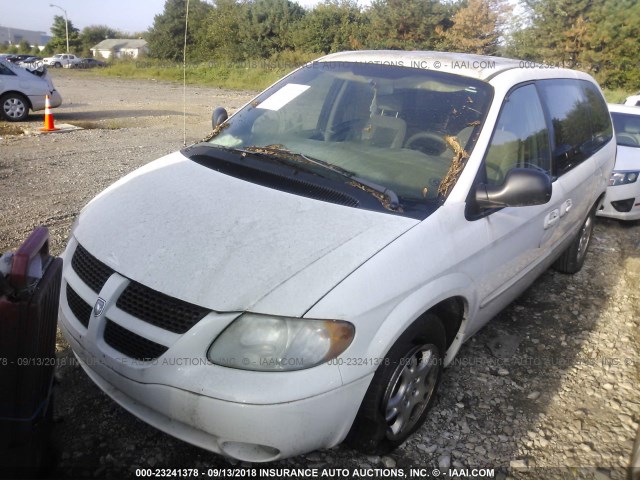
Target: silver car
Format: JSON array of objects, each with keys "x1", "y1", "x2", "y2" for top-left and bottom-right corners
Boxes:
[{"x1": 0, "y1": 59, "x2": 62, "y2": 122}]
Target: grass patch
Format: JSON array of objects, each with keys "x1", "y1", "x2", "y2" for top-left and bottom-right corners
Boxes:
[
  {"x1": 0, "y1": 122, "x2": 25, "y2": 136},
  {"x1": 88, "y1": 53, "x2": 317, "y2": 91},
  {"x1": 603, "y1": 88, "x2": 633, "y2": 104},
  {"x1": 85, "y1": 58, "x2": 639, "y2": 105}
]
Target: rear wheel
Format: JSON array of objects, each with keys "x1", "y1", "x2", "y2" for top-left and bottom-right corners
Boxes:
[
  {"x1": 346, "y1": 314, "x2": 446, "y2": 454},
  {"x1": 553, "y1": 204, "x2": 596, "y2": 274},
  {"x1": 1, "y1": 93, "x2": 29, "y2": 122}
]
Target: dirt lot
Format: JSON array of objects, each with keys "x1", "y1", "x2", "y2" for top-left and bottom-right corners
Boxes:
[{"x1": 1, "y1": 70, "x2": 639, "y2": 480}]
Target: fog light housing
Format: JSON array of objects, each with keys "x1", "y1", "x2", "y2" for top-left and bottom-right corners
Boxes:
[{"x1": 611, "y1": 198, "x2": 635, "y2": 212}]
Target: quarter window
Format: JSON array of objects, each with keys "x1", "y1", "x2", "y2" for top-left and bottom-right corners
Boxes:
[
  {"x1": 0, "y1": 63, "x2": 16, "y2": 76},
  {"x1": 484, "y1": 84, "x2": 550, "y2": 186},
  {"x1": 582, "y1": 81, "x2": 613, "y2": 152}
]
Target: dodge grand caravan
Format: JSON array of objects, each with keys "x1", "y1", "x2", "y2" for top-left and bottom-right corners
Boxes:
[{"x1": 58, "y1": 51, "x2": 615, "y2": 461}]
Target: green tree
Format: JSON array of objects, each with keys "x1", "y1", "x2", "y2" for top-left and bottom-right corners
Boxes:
[
  {"x1": 17, "y1": 40, "x2": 32, "y2": 54},
  {"x1": 502, "y1": 5, "x2": 539, "y2": 61},
  {"x1": 292, "y1": 0, "x2": 367, "y2": 54},
  {"x1": 519, "y1": 0, "x2": 593, "y2": 68},
  {"x1": 47, "y1": 14, "x2": 81, "y2": 53},
  {"x1": 147, "y1": 0, "x2": 213, "y2": 61},
  {"x1": 438, "y1": 0, "x2": 511, "y2": 55},
  {"x1": 503, "y1": 0, "x2": 640, "y2": 89},
  {"x1": 365, "y1": 0, "x2": 450, "y2": 50},
  {"x1": 580, "y1": 0, "x2": 640, "y2": 89},
  {"x1": 201, "y1": 0, "x2": 249, "y2": 61},
  {"x1": 242, "y1": 0, "x2": 306, "y2": 58}
]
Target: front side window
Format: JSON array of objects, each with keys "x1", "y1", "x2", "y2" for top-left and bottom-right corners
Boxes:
[
  {"x1": 611, "y1": 112, "x2": 640, "y2": 148},
  {"x1": 483, "y1": 84, "x2": 550, "y2": 186},
  {"x1": 200, "y1": 62, "x2": 493, "y2": 218}
]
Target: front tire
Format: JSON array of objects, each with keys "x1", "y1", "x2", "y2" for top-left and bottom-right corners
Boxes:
[
  {"x1": 553, "y1": 204, "x2": 596, "y2": 274},
  {"x1": 1, "y1": 93, "x2": 29, "y2": 122},
  {"x1": 346, "y1": 314, "x2": 446, "y2": 454}
]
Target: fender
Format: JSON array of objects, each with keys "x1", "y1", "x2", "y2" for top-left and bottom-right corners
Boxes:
[{"x1": 331, "y1": 272, "x2": 478, "y2": 385}]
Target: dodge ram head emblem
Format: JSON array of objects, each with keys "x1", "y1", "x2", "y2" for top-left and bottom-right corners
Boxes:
[{"x1": 93, "y1": 297, "x2": 106, "y2": 317}]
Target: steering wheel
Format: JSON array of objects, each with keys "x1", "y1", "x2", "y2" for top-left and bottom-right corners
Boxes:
[{"x1": 405, "y1": 132, "x2": 450, "y2": 156}]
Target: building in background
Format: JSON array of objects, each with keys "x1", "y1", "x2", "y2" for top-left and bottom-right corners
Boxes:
[
  {"x1": 90, "y1": 39, "x2": 148, "y2": 59},
  {"x1": 0, "y1": 26, "x2": 51, "y2": 51}
]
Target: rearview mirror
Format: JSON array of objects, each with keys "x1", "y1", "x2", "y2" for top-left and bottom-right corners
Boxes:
[
  {"x1": 212, "y1": 107, "x2": 228, "y2": 129},
  {"x1": 475, "y1": 168, "x2": 551, "y2": 208}
]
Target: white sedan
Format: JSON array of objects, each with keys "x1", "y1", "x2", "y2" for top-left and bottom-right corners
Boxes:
[
  {"x1": 0, "y1": 59, "x2": 62, "y2": 122},
  {"x1": 598, "y1": 104, "x2": 640, "y2": 221}
]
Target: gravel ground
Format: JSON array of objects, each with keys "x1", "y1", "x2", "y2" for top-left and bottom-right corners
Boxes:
[{"x1": 1, "y1": 70, "x2": 639, "y2": 480}]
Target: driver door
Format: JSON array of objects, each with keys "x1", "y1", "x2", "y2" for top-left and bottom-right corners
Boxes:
[{"x1": 470, "y1": 83, "x2": 566, "y2": 325}]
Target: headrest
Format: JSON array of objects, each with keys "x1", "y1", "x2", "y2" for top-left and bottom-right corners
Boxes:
[{"x1": 625, "y1": 120, "x2": 640, "y2": 134}]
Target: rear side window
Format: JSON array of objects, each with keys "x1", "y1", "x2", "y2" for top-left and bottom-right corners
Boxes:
[{"x1": 538, "y1": 79, "x2": 612, "y2": 176}]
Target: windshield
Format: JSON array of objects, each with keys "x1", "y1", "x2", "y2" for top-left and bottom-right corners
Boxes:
[
  {"x1": 611, "y1": 112, "x2": 640, "y2": 148},
  {"x1": 207, "y1": 61, "x2": 492, "y2": 213}
]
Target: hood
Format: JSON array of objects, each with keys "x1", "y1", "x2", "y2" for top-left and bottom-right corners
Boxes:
[
  {"x1": 74, "y1": 152, "x2": 418, "y2": 316},
  {"x1": 615, "y1": 145, "x2": 640, "y2": 171}
]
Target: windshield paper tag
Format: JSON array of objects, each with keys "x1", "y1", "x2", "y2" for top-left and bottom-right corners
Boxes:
[{"x1": 257, "y1": 84, "x2": 310, "y2": 111}]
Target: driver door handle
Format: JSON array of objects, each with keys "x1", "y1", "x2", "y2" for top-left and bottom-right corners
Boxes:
[{"x1": 544, "y1": 209, "x2": 560, "y2": 229}]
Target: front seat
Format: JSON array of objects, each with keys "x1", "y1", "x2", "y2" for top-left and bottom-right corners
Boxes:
[{"x1": 362, "y1": 98, "x2": 407, "y2": 149}]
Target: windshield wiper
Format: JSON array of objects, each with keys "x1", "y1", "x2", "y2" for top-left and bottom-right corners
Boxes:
[{"x1": 244, "y1": 145, "x2": 402, "y2": 210}]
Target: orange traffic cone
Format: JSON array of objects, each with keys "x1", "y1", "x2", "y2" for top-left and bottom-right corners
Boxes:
[{"x1": 40, "y1": 95, "x2": 59, "y2": 132}]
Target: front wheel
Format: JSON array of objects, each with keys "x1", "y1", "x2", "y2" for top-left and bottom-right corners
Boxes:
[
  {"x1": 553, "y1": 204, "x2": 596, "y2": 274},
  {"x1": 346, "y1": 314, "x2": 446, "y2": 454},
  {"x1": 1, "y1": 93, "x2": 29, "y2": 122}
]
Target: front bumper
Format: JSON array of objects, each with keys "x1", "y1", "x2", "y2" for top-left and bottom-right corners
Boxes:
[
  {"x1": 59, "y1": 313, "x2": 371, "y2": 461},
  {"x1": 58, "y1": 237, "x2": 372, "y2": 461},
  {"x1": 597, "y1": 183, "x2": 640, "y2": 221},
  {"x1": 29, "y1": 90, "x2": 62, "y2": 112}
]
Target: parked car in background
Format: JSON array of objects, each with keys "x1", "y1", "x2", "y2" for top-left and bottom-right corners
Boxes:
[
  {"x1": 0, "y1": 58, "x2": 62, "y2": 121},
  {"x1": 72, "y1": 58, "x2": 106, "y2": 69},
  {"x1": 43, "y1": 53, "x2": 80, "y2": 68},
  {"x1": 17, "y1": 56, "x2": 43, "y2": 68},
  {"x1": 597, "y1": 103, "x2": 640, "y2": 221},
  {"x1": 624, "y1": 93, "x2": 640, "y2": 107},
  {"x1": 4, "y1": 54, "x2": 33, "y2": 64},
  {"x1": 59, "y1": 51, "x2": 614, "y2": 462}
]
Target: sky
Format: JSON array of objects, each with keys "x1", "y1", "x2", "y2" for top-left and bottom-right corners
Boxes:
[{"x1": 0, "y1": 0, "x2": 338, "y2": 35}]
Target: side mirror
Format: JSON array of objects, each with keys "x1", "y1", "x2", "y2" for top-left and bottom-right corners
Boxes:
[
  {"x1": 475, "y1": 168, "x2": 551, "y2": 208},
  {"x1": 212, "y1": 106, "x2": 228, "y2": 129}
]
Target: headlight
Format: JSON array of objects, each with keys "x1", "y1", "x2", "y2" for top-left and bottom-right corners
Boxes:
[
  {"x1": 609, "y1": 171, "x2": 639, "y2": 186},
  {"x1": 207, "y1": 313, "x2": 354, "y2": 371}
]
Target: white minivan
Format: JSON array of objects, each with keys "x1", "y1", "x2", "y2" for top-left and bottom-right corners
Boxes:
[{"x1": 58, "y1": 51, "x2": 615, "y2": 462}]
